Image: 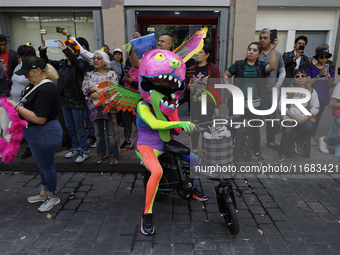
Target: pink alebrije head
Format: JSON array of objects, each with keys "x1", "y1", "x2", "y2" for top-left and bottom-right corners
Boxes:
[{"x1": 138, "y1": 49, "x2": 186, "y2": 115}]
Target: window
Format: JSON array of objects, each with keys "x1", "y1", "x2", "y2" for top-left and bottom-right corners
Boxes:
[
  {"x1": 295, "y1": 31, "x2": 327, "y2": 60},
  {"x1": 8, "y1": 12, "x2": 95, "y2": 60}
]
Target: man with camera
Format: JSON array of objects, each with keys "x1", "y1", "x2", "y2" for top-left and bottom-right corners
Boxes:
[{"x1": 282, "y1": 36, "x2": 309, "y2": 87}]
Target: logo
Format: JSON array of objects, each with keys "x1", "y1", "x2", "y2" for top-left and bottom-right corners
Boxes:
[{"x1": 201, "y1": 84, "x2": 312, "y2": 116}]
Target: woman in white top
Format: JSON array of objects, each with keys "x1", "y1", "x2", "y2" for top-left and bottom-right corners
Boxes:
[
  {"x1": 319, "y1": 82, "x2": 340, "y2": 153},
  {"x1": 276, "y1": 69, "x2": 319, "y2": 164},
  {"x1": 11, "y1": 45, "x2": 36, "y2": 103}
]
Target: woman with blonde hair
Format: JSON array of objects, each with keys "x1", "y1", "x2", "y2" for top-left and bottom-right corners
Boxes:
[
  {"x1": 82, "y1": 50, "x2": 120, "y2": 165},
  {"x1": 8, "y1": 56, "x2": 63, "y2": 212}
]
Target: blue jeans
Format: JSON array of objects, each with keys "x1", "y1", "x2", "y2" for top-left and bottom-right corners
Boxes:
[
  {"x1": 84, "y1": 100, "x2": 95, "y2": 137},
  {"x1": 265, "y1": 90, "x2": 277, "y2": 144},
  {"x1": 93, "y1": 119, "x2": 119, "y2": 158},
  {"x1": 24, "y1": 120, "x2": 62, "y2": 195},
  {"x1": 62, "y1": 106, "x2": 88, "y2": 151},
  {"x1": 278, "y1": 120, "x2": 314, "y2": 156},
  {"x1": 334, "y1": 117, "x2": 340, "y2": 128},
  {"x1": 328, "y1": 117, "x2": 340, "y2": 146}
]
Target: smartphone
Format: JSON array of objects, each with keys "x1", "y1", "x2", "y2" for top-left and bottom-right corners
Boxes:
[
  {"x1": 323, "y1": 64, "x2": 329, "y2": 74},
  {"x1": 56, "y1": 27, "x2": 64, "y2": 33},
  {"x1": 298, "y1": 45, "x2": 305, "y2": 51},
  {"x1": 270, "y1": 29, "x2": 277, "y2": 44},
  {"x1": 45, "y1": 39, "x2": 59, "y2": 47}
]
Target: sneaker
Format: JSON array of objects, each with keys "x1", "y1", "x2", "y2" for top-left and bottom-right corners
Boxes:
[
  {"x1": 275, "y1": 154, "x2": 285, "y2": 165},
  {"x1": 75, "y1": 150, "x2": 90, "y2": 163},
  {"x1": 141, "y1": 213, "x2": 154, "y2": 236},
  {"x1": 94, "y1": 155, "x2": 107, "y2": 164},
  {"x1": 65, "y1": 148, "x2": 80, "y2": 158},
  {"x1": 27, "y1": 194, "x2": 47, "y2": 203},
  {"x1": 190, "y1": 187, "x2": 208, "y2": 201},
  {"x1": 120, "y1": 141, "x2": 132, "y2": 151},
  {"x1": 89, "y1": 142, "x2": 96, "y2": 148},
  {"x1": 252, "y1": 152, "x2": 267, "y2": 164},
  {"x1": 295, "y1": 141, "x2": 304, "y2": 155},
  {"x1": 266, "y1": 142, "x2": 279, "y2": 151},
  {"x1": 21, "y1": 146, "x2": 32, "y2": 159},
  {"x1": 311, "y1": 137, "x2": 317, "y2": 146},
  {"x1": 88, "y1": 136, "x2": 97, "y2": 148},
  {"x1": 319, "y1": 137, "x2": 329, "y2": 154},
  {"x1": 38, "y1": 196, "x2": 60, "y2": 212},
  {"x1": 109, "y1": 157, "x2": 118, "y2": 165}
]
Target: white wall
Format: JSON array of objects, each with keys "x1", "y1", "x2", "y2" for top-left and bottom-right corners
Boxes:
[
  {"x1": 256, "y1": 7, "x2": 340, "y2": 55},
  {"x1": 258, "y1": 0, "x2": 340, "y2": 7},
  {"x1": 124, "y1": 0, "x2": 230, "y2": 6},
  {"x1": 0, "y1": 0, "x2": 101, "y2": 7}
]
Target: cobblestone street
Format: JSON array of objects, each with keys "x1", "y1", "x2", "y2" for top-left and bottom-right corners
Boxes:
[{"x1": 1, "y1": 171, "x2": 340, "y2": 255}]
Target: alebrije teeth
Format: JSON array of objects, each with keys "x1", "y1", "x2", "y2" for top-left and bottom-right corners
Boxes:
[
  {"x1": 150, "y1": 90, "x2": 153, "y2": 93},
  {"x1": 169, "y1": 104, "x2": 174, "y2": 108},
  {"x1": 164, "y1": 101, "x2": 168, "y2": 106},
  {"x1": 176, "y1": 100, "x2": 178, "y2": 104},
  {"x1": 174, "y1": 78, "x2": 177, "y2": 83},
  {"x1": 164, "y1": 75, "x2": 167, "y2": 79},
  {"x1": 171, "y1": 94, "x2": 175, "y2": 99},
  {"x1": 176, "y1": 103, "x2": 179, "y2": 108},
  {"x1": 161, "y1": 99, "x2": 164, "y2": 103},
  {"x1": 178, "y1": 81, "x2": 181, "y2": 88},
  {"x1": 159, "y1": 75, "x2": 162, "y2": 79},
  {"x1": 169, "y1": 76, "x2": 173, "y2": 81}
]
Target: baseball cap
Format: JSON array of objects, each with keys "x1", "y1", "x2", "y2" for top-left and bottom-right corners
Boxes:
[
  {"x1": 113, "y1": 48, "x2": 123, "y2": 53},
  {"x1": 15, "y1": 56, "x2": 46, "y2": 75}
]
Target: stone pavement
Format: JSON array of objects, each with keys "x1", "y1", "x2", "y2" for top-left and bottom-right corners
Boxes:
[{"x1": 1, "y1": 171, "x2": 340, "y2": 255}]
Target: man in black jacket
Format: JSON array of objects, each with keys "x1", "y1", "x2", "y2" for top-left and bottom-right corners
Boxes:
[
  {"x1": 282, "y1": 36, "x2": 309, "y2": 87},
  {"x1": 0, "y1": 34, "x2": 18, "y2": 89}
]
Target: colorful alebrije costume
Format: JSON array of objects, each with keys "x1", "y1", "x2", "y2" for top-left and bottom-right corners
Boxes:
[
  {"x1": 97, "y1": 28, "x2": 207, "y2": 214},
  {"x1": 0, "y1": 98, "x2": 28, "y2": 164}
]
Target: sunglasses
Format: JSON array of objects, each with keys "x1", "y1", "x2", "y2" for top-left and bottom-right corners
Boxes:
[
  {"x1": 294, "y1": 75, "x2": 306, "y2": 78},
  {"x1": 92, "y1": 57, "x2": 103, "y2": 61},
  {"x1": 319, "y1": 55, "x2": 329, "y2": 59}
]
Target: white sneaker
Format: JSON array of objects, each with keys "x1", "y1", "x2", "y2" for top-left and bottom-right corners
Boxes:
[
  {"x1": 38, "y1": 196, "x2": 60, "y2": 212},
  {"x1": 75, "y1": 150, "x2": 90, "y2": 163},
  {"x1": 27, "y1": 194, "x2": 47, "y2": 203},
  {"x1": 319, "y1": 137, "x2": 329, "y2": 153},
  {"x1": 65, "y1": 148, "x2": 81, "y2": 158},
  {"x1": 310, "y1": 137, "x2": 317, "y2": 146}
]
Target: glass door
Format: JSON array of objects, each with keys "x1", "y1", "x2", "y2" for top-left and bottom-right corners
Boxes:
[{"x1": 138, "y1": 16, "x2": 218, "y2": 64}]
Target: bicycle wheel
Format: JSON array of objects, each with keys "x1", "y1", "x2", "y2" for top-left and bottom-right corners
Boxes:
[
  {"x1": 143, "y1": 172, "x2": 170, "y2": 202},
  {"x1": 221, "y1": 193, "x2": 239, "y2": 235}
]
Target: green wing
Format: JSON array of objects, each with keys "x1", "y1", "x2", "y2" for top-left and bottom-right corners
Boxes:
[{"x1": 96, "y1": 81, "x2": 141, "y2": 114}]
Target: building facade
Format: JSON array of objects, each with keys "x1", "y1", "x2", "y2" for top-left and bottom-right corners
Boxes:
[{"x1": 0, "y1": 0, "x2": 339, "y2": 77}]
